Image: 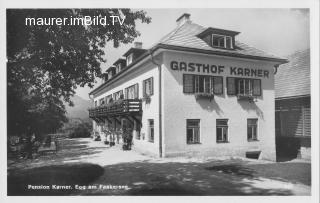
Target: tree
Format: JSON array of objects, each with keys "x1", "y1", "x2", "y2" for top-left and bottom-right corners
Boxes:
[{"x1": 7, "y1": 9, "x2": 151, "y2": 137}]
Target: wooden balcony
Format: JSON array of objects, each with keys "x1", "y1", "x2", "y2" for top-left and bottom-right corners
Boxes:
[{"x1": 89, "y1": 99, "x2": 142, "y2": 119}]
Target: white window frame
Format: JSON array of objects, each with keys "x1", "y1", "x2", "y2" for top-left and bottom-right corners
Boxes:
[
  {"x1": 238, "y1": 78, "x2": 253, "y2": 96},
  {"x1": 212, "y1": 34, "x2": 233, "y2": 49},
  {"x1": 216, "y1": 119, "x2": 229, "y2": 143},
  {"x1": 186, "y1": 119, "x2": 201, "y2": 144},
  {"x1": 126, "y1": 53, "x2": 133, "y2": 66},
  {"x1": 247, "y1": 119, "x2": 258, "y2": 141}
]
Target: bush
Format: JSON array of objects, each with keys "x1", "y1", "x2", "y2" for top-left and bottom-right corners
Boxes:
[{"x1": 60, "y1": 119, "x2": 92, "y2": 138}]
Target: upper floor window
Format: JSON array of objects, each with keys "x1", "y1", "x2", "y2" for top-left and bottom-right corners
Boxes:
[
  {"x1": 113, "y1": 90, "x2": 123, "y2": 101},
  {"x1": 227, "y1": 77, "x2": 261, "y2": 96},
  {"x1": 212, "y1": 34, "x2": 233, "y2": 49},
  {"x1": 99, "y1": 98, "x2": 105, "y2": 106},
  {"x1": 143, "y1": 77, "x2": 154, "y2": 97},
  {"x1": 183, "y1": 74, "x2": 223, "y2": 95},
  {"x1": 126, "y1": 53, "x2": 133, "y2": 66},
  {"x1": 125, "y1": 83, "x2": 139, "y2": 99},
  {"x1": 105, "y1": 94, "x2": 112, "y2": 104},
  {"x1": 115, "y1": 64, "x2": 121, "y2": 74}
]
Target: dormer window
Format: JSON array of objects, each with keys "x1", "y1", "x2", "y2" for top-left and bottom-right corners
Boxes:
[
  {"x1": 212, "y1": 34, "x2": 233, "y2": 49},
  {"x1": 197, "y1": 27, "x2": 239, "y2": 50},
  {"x1": 116, "y1": 64, "x2": 121, "y2": 74},
  {"x1": 126, "y1": 53, "x2": 133, "y2": 66}
]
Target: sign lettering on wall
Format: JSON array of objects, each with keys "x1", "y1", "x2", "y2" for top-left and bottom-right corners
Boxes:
[{"x1": 170, "y1": 61, "x2": 269, "y2": 78}]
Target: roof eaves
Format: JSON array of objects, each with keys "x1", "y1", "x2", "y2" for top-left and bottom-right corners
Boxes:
[
  {"x1": 89, "y1": 49, "x2": 152, "y2": 96},
  {"x1": 156, "y1": 43, "x2": 288, "y2": 64}
]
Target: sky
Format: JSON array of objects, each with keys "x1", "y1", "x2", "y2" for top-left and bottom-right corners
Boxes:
[{"x1": 76, "y1": 8, "x2": 310, "y2": 100}]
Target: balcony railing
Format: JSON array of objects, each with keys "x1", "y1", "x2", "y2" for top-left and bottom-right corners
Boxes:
[{"x1": 89, "y1": 99, "x2": 142, "y2": 118}]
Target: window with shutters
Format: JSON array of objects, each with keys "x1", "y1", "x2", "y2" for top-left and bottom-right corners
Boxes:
[
  {"x1": 99, "y1": 98, "x2": 105, "y2": 105},
  {"x1": 113, "y1": 90, "x2": 123, "y2": 101},
  {"x1": 105, "y1": 95, "x2": 112, "y2": 104},
  {"x1": 227, "y1": 77, "x2": 261, "y2": 97},
  {"x1": 125, "y1": 83, "x2": 139, "y2": 99},
  {"x1": 183, "y1": 74, "x2": 223, "y2": 95},
  {"x1": 247, "y1": 119, "x2": 258, "y2": 141},
  {"x1": 143, "y1": 77, "x2": 154, "y2": 96}
]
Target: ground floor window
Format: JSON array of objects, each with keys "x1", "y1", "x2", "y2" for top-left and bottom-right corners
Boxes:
[
  {"x1": 148, "y1": 119, "x2": 154, "y2": 142},
  {"x1": 186, "y1": 119, "x2": 200, "y2": 144},
  {"x1": 216, "y1": 119, "x2": 228, "y2": 143},
  {"x1": 247, "y1": 119, "x2": 258, "y2": 141}
]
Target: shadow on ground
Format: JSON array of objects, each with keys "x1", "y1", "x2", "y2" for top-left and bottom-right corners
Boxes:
[
  {"x1": 8, "y1": 163, "x2": 104, "y2": 196},
  {"x1": 8, "y1": 139, "x2": 107, "y2": 170},
  {"x1": 7, "y1": 138, "x2": 311, "y2": 196},
  {"x1": 81, "y1": 160, "x2": 310, "y2": 196}
]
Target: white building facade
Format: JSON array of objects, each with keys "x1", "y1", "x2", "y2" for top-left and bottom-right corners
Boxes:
[{"x1": 89, "y1": 13, "x2": 287, "y2": 161}]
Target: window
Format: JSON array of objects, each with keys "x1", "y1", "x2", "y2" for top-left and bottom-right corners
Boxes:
[
  {"x1": 126, "y1": 53, "x2": 133, "y2": 66},
  {"x1": 148, "y1": 119, "x2": 154, "y2": 142},
  {"x1": 212, "y1": 34, "x2": 233, "y2": 49},
  {"x1": 186, "y1": 119, "x2": 200, "y2": 144},
  {"x1": 143, "y1": 77, "x2": 154, "y2": 97},
  {"x1": 115, "y1": 64, "x2": 121, "y2": 74},
  {"x1": 216, "y1": 119, "x2": 228, "y2": 143},
  {"x1": 247, "y1": 119, "x2": 258, "y2": 141},
  {"x1": 183, "y1": 74, "x2": 223, "y2": 94},
  {"x1": 105, "y1": 95, "x2": 112, "y2": 104},
  {"x1": 125, "y1": 83, "x2": 139, "y2": 99},
  {"x1": 113, "y1": 90, "x2": 123, "y2": 101},
  {"x1": 227, "y1": 77, "x2": 261, "y2": 96},
  {"x1": 99, "y1": 98, "x2": 105, "y2": 106}
]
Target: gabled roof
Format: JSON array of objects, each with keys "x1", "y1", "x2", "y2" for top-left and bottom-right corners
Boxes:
[
  {"x1": 158, "y1": 22, "x2": 285, "y2": 61},
  {"x1": 275, "y1": 49, "x2": 310, "y2": 99},
  {"x1": 90, "y1": 20, "x2": 288, "y2": 96}
]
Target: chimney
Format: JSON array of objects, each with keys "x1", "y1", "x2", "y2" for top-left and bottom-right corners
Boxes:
[
  {"x1": 176, "y1": 13, "x2": 191, "y2": 26},
  {"x1": 134, "y1": 42, "x2": 143, "y2": 49}
]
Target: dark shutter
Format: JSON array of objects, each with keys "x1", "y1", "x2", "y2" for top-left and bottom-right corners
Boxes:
[
  {"x1": 135, "y1": 83, "x2": 139, "y2": 99},
  {"x1": 252, "y1": 79, "x2": 261, "y2": 96},
  {"x1": 150, "y1": 77, "x2": 154, "y2": 95},
  {"x1": 183, "y1": 74, "x2": 195, "y2": 93},
  {"x1": 124, "y1": 88, "x2": 128, "y2": 99},
  {"x1": 142, "y1": 80, "x2": 146, "y2": 97},
  {"x1": 213, "y1": 76, "x2": 223, "y2": 95},
  {"x1": 227, "y1": 77, "x2": 236, "y2": 95}
]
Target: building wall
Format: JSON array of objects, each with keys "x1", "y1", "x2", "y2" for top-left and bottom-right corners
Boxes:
[
  {"x1": 162, "y1": 50, "x2": 278, "y2": 161},
  {"x1": 92, "y1": 59, "x2": 160, "y2": 156},
  {"x1": 275, "y1": 96, "x2": 311, "y2": 160}
]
